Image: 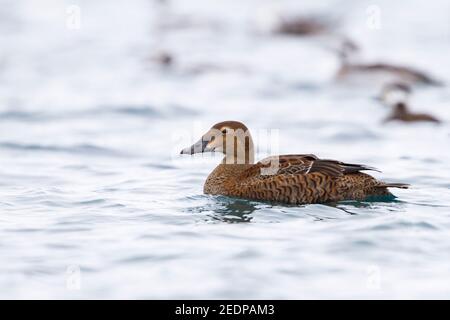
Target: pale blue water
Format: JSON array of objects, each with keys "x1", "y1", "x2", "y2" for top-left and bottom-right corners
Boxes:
[{"x1": 1, "y1": 0, "x2": 450, "y2": 299}]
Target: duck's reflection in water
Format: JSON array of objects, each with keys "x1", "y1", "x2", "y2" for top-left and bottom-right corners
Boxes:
[
  {"x1": 329, "y1": 195, "x2": 405, "y2": 215},
  {"x1": 184, "y1": 196, "x2": 259, "y2": 223},
  {"x1": 186, "y1": 194, "x2": 406, "y2": 223},
  {"x1": 207, "y1": 197, "x2": 260, "y2": 223}
]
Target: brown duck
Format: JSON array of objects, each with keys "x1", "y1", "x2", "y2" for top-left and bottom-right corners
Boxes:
[
  {"x1": 334, "y1": 41, "x2": 442, "y2": 86},
  {"x1": 384, "y1": 102, "x2": 441, "y2": 124},
  {"x1": 275, "y1": 15, "x2": 333, "y2": 36},
  {"x1": 378, "y1": 83, "x2": 441, "y2": 124},
  {"x1": 180, "y1": 121, "x2": 408, "y2": 205}
]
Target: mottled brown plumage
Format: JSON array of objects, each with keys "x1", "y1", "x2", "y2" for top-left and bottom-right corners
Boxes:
[{"x1": 180, "y1": 121, "x2": 408, "y2": 205}]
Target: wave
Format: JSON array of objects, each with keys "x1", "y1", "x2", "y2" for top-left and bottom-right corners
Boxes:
[
  {"x1": 0, "y1": 142, "x2": 126, "y2": 157},
  {"x1": 0, "y1": 104, "x2": 198, "y2": 122}
]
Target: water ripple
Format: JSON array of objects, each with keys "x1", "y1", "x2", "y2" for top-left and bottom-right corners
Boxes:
[{"x1": 0, "y1": 142, "x2": 126, "y2": 157}]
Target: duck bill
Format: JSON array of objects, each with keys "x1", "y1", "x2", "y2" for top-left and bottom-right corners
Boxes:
[{"x1": 180, "y1": 137, "x2": 213, "y2": 155}]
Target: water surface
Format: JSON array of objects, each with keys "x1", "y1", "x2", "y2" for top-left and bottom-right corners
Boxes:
[{"x1": 1, "y1": 0, "x2": 450, "y2": 299}]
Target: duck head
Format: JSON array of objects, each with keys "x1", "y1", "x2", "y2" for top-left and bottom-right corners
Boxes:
[
  {"x1": 180, "y1": 121, "x2": 255, "y2": 164},
  {"x1": 384, "y1": 102, "x2": 409, "y2": 122}
]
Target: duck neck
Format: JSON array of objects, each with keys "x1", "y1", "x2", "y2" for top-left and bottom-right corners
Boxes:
[
  {"x1": 222, "y1": 153, "x2": 255, "y2": 165},
  {"x1": 394, "y1": 102, "x2": 409, "y2": 116},
  {"x1": 204, "y1": 131, "x2": 255, "y2": 195},
  {"x1": 221, "y1": 136, "x2": 255, "y2": 165}
]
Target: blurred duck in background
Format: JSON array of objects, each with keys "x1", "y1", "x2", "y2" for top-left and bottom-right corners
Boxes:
[
  {"x1": 334, "y1": 41, "x2": 443, "y2": 87},
  {"x1": 254, "y1": 4, "x2": 339, "y2": 37},
  {"x1": 150, "y1": 51, "x2": 174, "y2": 67},
  {"x1": 274, "y1": 14, "x2": 336, "y2": 37},
  {"x1": 149, "y1": 0, "x2": 175, "y2": 68},
  {"x1": 379, "y1": 83, "x2": 441, "y2": 124},
  {"x1": 384, "y1": 103, "x2": 441, "y2": 124}
]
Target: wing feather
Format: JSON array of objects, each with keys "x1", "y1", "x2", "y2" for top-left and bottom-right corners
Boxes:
[{"x1": 241, "y1": 155, "x2": 378, "y2": 179}]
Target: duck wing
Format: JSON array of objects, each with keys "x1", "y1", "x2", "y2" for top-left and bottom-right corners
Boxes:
[{"x1": 241, "y1": 154, "x2": 378, "y2": 179}]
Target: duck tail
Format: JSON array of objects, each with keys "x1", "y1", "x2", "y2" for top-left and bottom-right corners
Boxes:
[{"x1": 377, "y1": 183, "x2": 410, "y2": 189}]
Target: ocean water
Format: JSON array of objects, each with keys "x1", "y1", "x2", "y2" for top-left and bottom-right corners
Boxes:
[{"x1": 0, "y1": 0, "x2": 449, "y2": 299}]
